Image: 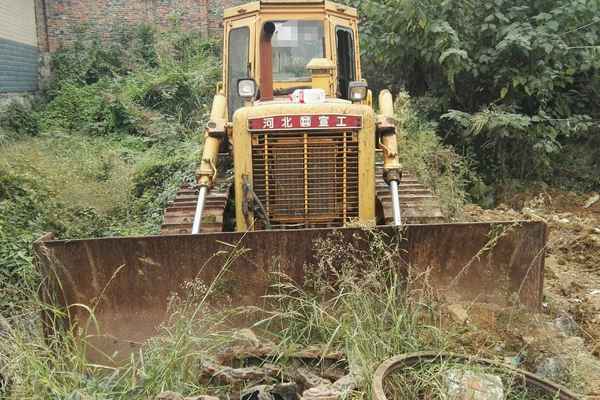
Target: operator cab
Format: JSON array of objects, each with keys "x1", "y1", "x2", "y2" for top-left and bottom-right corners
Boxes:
[{"x1": 224, "y1": 0, "x2": 363, "y2": 120}]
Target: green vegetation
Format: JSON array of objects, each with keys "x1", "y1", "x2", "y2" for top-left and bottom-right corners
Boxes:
[
  {"x1": 345, "y1": 0, "x2": 600, "y2": 194},
  {"x1": 0, "y1": 25, "x2": 219, "y2": 313},
  {"x1": 0, "y1": 102, "x2": 40, "y2": 144},
  {"x1": 1, "y1": 1, "x2": 598, "y2": 397}
]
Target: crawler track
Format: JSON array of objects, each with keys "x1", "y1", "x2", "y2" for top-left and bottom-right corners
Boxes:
[
  {"x1": 160, "y1": 186, "x2": 230, "y2": 235},
  {"x1": 375, "y1": 161, "x2": 444, "y2": 224},
  {"x1": 161, "y1": 156, "x2": 444, "y2": 234}
]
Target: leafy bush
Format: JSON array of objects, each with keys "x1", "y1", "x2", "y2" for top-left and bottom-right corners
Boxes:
[
  {"x1": 0, "y1": 173, "x2": 59, "y2": 311},
  {"x1": 395, "y1": 92, "x2": 483, "y2": 215},
  {"x1": 43, "y1": 25, "x2": 221, "y2": 135},
  {"x1": 47, "y1": 23, "x2": 161, "y2": 94},
  {"x1": 345, "y1": 0, "x2": 600, "y2": 189},
  {"x1": 0, "y1": 102, "x2": 40, "y2": 140},
  {"x1": 43, "y1": 80, "x2": 136, "y2": 135},
  {"x1": 121, "y1": 60, "x2": 220, "y2": 130}
]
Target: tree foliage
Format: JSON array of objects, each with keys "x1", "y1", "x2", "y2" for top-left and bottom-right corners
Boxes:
[{"x1": 347, "y1": 0, "x2": 600, "y2": 188}]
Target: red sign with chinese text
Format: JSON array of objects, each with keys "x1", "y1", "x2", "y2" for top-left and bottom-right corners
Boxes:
[{"x1": 248, "y1": 115, "x2": 362, "y2": 131}]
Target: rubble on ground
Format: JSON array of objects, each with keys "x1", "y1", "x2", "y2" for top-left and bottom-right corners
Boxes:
[
  {"x1": 461, "y1": 190, "x2": 600, "y2": 394},
  {"x1": 168, "y1": 186, "x2": 600, "y2": 400},
  {"x1": 241, "y1": 383, "x2": 298, "y2": 400},
  {"x1": 445, "y1": 369, "x2": 504, "y2": 400},
  {"x1": 155, "y1": 392, "x2": 219, "y2": 400}
]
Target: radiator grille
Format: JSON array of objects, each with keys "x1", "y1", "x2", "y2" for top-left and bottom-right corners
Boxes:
[{"x1": 251, "y1": 130, "x2": 359, "y2": 229}]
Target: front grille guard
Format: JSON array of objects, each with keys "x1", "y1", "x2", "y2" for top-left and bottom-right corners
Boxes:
[{"x1": 251, "y1": 130, "x2": 359, "y2": 229}]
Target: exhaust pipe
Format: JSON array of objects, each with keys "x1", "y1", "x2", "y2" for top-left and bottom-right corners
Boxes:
[{"x1": 192, "y1": 186, "x2": 208, "y2": 234}]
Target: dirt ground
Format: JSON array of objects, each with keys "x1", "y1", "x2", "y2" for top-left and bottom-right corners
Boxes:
[{"x1": 458, "y1": 190, "x2": 600, "y2": 395}]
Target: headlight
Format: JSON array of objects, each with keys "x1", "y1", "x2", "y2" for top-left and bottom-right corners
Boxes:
[
  {"x1": 348, "y1": 81, "x2": 368, "y2": 102},
  {"x1": 237, "y1": 79, "x2": 256, "y2": 99}
]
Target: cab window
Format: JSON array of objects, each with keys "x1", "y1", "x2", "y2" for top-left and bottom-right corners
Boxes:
[
  {"x1": 336, "y1": 26, "x2": 355, "y2": 99},
  {"x1": 271, "y1": 20, "x2": 325, "y2": 82},
  {"x1": 227, "y1": 27, "x2": 250, "y2": 120}
]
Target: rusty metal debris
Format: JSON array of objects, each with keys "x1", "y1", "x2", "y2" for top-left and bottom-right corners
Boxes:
[
  {"x1": 372, "y1": 351, "x2": 580, "y2": 400},
  {"x1": 199, "y1": 361, "x2": 282, "y2": 388},
  {"x1": 197, "y1": 342, "x2": 353, "y2": 400}
]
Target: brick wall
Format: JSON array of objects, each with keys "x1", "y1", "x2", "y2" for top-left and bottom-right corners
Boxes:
[{"x1": 36, "y1": 0, "x2": 234, "y2": 53}]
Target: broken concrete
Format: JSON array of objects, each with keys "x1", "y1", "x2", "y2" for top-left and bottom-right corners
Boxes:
[
  {"x1": 292, "y1": 367, "x2": 331, "y2": 392},
  {"x1": 445, "y1": 369, "x2": 504, "y2": 400},
  {"x1": 199, "y1": 361, "x2": 281, "y2": 387},
  {"x1": 301, "y1": 385, "x2": 342, "y2": 400}
]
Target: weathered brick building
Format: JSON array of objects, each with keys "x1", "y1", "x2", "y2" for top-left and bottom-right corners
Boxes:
[
  {"x1": 36, "y1": 0, "x2": 245, "y2": 53},
  {"x1": 1, "y1": 0, "x2": 242, "y2": 96}
]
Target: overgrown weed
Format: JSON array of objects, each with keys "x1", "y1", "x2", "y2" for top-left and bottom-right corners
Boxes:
[
  {"x1": 0, "y1": 135, "x2": 135, "y2": 213},
  {"x1": 0, "y1": 238, "x2": 249, "y2": 399},
  {"x1": 0, "y1": 25, "x2": 215, "y2": 305},
  {"x1": 394, "y1": 92, "x2": 483, "y2": 217},
  {"x1": 259, "y1": 229, "x2": 453, "y2": 397}
]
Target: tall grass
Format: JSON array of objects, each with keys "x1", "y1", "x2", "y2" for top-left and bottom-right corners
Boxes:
[
  {"x1": 3, "y1": 228, "x2": 445, "y2": 399},
  {"x1": 0, "y1": 135, "x2": 136, "y2": 214},
  {"x1": 257, "y1": 229, "x2": 453, "y2": 397},
  {"x1": 0, "y1": 228, "x2": 584, "y2": 399},
  {"x1": 0, "y1": 237, "x2": 249, "y2": 399}
]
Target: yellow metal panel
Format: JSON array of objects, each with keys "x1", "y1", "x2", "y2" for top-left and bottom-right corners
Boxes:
[
  {"x1": 232, "y1": 107, "x2": 254, "y2": 231},
  {"x1": 261, "y1": 0, "x2": 324, "y2": 3},
  {"x1": 357, "y1": 106, "x2": 375, "y2": 223},
  {"x1": 273, "y1": 81, "x2": 311, "y2": 90},
  {"x1": 325, "y1": 1, "x2": 358, "y2": 17},
  {"x1": 224, "y1": 2, "x2": 260, "y2": 19}
]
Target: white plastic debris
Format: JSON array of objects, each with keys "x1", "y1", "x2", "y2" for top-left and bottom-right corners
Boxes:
[
  {"x1": 445, "y1": 368, "x2": 504, "y2": 400},
  {"x1": 583, "y1": 194, "x2": 599, "y2": 209}
]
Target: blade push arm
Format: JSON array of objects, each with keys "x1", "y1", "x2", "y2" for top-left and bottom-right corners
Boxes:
[
  {"x1": 377, "y1": 90, "x2": 403, "y2": 226},
  {"x1": 193, "y1": 90, "x2": 227, "y2": 234}
]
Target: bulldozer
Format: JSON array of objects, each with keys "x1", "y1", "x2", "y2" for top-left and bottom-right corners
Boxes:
[{"x1": 35, "y1": 0, "x2": 547, "y2": 363}]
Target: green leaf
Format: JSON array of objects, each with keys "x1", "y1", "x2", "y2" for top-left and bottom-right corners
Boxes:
[
  {"x1": 546, "y1": 20, "x2": 559, "y2": 31},
  {"x1": 439, "y1": 48, "x2": 468, "y2": 64}
]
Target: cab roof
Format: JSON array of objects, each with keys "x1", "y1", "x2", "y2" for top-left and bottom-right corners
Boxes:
[{"x1": 223, "y1": 0, "x2": 357, "y2": 19}]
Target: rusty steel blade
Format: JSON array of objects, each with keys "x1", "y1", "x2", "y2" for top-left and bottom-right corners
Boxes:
[{"x1": 34, "y1": 221, "x2": 546, "y2": 363}]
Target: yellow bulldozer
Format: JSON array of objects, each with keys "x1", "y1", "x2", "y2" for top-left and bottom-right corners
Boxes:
[{"x1": 35, "y1": 0, "x2": 547, "y2": 362}]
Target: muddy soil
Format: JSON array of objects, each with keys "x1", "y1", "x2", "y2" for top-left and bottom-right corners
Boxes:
[{"x1": 458, "y1": 190, "x2": 600, "y2": 395}]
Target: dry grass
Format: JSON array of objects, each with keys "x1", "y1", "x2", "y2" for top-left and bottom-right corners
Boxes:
[{"x1": 0, "y1": 134, "x2": 136, "y2": 214}]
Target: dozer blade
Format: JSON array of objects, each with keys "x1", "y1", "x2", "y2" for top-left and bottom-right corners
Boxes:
[{"x1": 35, "y1": 221, "x2": 546, "y2": 363}]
